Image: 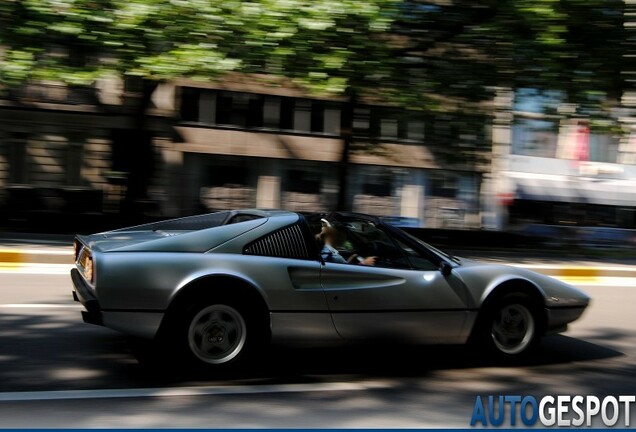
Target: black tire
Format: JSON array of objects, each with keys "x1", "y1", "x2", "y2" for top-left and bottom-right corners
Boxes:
[
  {"x1": 473, "y1": 292, "x2": 541, "y2": 360},
  {"x1": 164, "y1": 296, "x2": 267, "y2": 371}
]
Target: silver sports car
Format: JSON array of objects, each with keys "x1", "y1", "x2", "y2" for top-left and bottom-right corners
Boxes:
[{"x1": 71, "y1": 209, "x2": 590, "y2": 368}]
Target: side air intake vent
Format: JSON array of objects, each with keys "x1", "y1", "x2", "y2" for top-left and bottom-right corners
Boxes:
[{"x1": 244, "y1": 224, "x2": 310, "y2": 260}]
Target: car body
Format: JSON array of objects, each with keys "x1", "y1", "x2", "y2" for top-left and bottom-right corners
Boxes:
[{"x1": 71, "y1": 209, "x2": 590, "y2": 366}]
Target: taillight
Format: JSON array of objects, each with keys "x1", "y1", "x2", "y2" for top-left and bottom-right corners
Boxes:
[
  {"x1": 78, "y1": 246, "x2": 94, "y2": 284},
  {"x1": 73, "y1": 240, "x2": 81, "y2": 261},
  {"x1": 84, "y1": 256, "x2": 94, "y2": 283}
]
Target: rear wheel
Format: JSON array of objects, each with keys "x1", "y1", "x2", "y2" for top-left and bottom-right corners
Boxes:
[
  {"x1": 187, "y1": 304, "x2": 247, "y2": 365},
  {"x1": 164, "y1": 297, "x2": 266, "y2": 371}
]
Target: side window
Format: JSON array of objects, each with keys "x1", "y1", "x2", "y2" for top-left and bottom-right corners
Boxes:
[
  {"x1": 226, "y1": 214, "x2": 264, "y2": 225},
  {"x1": 313, "y1": 216, "x2": 439, "y2": 271},
  {"x1": 392, "y1": 238, "x2": 439, "y2": 271},
  {"x1": 243, "y1": 223, "x2": 311, "y2": 260},
  {"x1": 344, "y1": 221, "x2": 411, "y2": 270}
]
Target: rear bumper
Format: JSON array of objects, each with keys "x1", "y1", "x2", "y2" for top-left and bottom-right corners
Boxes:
[
  {"x1": 71, "y1": 268, "x2": 163, "y2": 338},
  {"x1": 545, "y1": 305, "x2": 587, "y2": 334},
  {"x1": 71, "y1": 268, "x2": 103, "y2": 326}
]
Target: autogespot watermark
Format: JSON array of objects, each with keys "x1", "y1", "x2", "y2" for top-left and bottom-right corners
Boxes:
[{"x1": 470, "y1": 395, "x2": 636, "y2": 427}]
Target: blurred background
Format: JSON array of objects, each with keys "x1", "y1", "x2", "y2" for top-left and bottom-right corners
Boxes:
[
  {"x1": 1, "y1": 4, "x2": 635, "y2": 427},
  {"x1": 0, "y1": 0, "x2": 635, "y2": 248}
]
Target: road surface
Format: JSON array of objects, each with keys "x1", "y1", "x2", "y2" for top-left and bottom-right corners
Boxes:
[{"x1": 0, "y1": 267, "x2": 633, "y2": 427}]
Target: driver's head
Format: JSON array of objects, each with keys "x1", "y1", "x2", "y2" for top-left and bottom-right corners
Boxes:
[
  {"x1": 318, "y1": 220, "x2": 348, "y2": 247},
  {"x1": 326, "y1": 223, "x2": 347, "y2": 246}
]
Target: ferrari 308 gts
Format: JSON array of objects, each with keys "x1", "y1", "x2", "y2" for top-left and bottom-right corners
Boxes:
[{"x1": 71, "y1": 209, "x2": 590, "y2": 368}]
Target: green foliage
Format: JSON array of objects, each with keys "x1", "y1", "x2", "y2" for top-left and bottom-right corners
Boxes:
[{"x1": 0, "y1": 0, "x2": 628, "y2": 115}]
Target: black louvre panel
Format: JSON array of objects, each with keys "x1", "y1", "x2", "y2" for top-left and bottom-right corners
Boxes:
[{"x1": 244, "y1": 224, "x2": 310, "y2": 260}]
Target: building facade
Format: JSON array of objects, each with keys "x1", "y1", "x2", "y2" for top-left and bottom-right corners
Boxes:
[
  {"x1": 485, "y1": 88, "x2": 636, "y2": 232},
  {"x1": 0, "y1": 80, "x2": 175, "y2": 224},
  {"x1": 0, "y1": 77, "x2": 486, "y2": 228},
  {"x1": 174, "y1": 80, "x2": 484, "y2": 228}
]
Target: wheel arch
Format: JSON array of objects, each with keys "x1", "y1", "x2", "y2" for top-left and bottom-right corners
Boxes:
[
  {"x1": 157, "y1": 273, "x2": 271, "y2": 340},
  {"x1": 477, "y1": 277, "x2": 548, "y2": 335}
]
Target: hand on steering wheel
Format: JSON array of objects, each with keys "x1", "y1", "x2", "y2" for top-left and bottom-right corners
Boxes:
[{"x1": 360, "y1": 256, "x2": 377, "y2": 266}]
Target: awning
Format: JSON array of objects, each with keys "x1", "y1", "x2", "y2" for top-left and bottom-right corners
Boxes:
[{"x1": 509, "y1": 173, "x2": 636, "y2": 207}]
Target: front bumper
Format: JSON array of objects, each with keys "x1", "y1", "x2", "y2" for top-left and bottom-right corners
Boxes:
[
  {"x1": 71, "y1": 268, "x2": 103, "y2": 326},
  {"x1": 545, "y1": 305, "x2": 588, "y2": 334}
]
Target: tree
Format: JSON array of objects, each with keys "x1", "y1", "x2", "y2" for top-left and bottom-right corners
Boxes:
[
  {"x1": 226, "y1": 0, "x2": 629, "y2": 209},
  {"x1": 1, "y1": 0, "x2": 629, "y2": 213},
  {"x1": 390, "y1": 0, "x2": 627, "y2": 124},
  {"x1": 0, "y1": 0, "x2": 402, "y2": 212},
  {"x1": 224, "y1": 0, "x2": 401, "y2": 210},
  {"x1": 0, "y1": 0, "x2": 252, "y2": 214}
]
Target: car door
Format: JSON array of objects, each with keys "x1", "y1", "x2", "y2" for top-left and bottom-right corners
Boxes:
[
  {"x1": 320, "y1": 219, "x2": 471, "y2": 343},
  {"x1": 238, "y1": 219, "x2": 339, "y2": 344}
]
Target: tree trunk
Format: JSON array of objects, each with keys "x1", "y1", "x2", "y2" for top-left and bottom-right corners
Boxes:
[
  {"x1": 122, "y1": 78, "x2": 158, "y2": 219},
  {"x1": 335, "y1": 89, "x2": 357, "y2": 211}
]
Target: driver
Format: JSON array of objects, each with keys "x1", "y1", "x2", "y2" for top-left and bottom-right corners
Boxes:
[{"x1": 317, "y1": 219, "x2": 376, "y2": 266}]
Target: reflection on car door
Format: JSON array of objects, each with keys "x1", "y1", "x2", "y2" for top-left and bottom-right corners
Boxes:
[
  {"x1": 320, "y1": 262, "x2": 471, "y2": 343},
  {"x1": 259, "y1": 257, "x2": 339, "y2": 344}
]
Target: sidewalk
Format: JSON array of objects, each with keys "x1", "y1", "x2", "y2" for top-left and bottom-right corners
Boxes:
[
  {"x1": 1, "y1": 234, "x2": 635, "y2": 284},
  {"x1": 455, "y1": 249, "x2": 636, "y2": 285},
  {"x1": 0, "y1": 233, "x2": 73, "y2": 266}
]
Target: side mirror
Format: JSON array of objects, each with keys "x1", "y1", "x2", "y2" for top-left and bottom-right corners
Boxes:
[{"x1": 440, "y1": 262, "x2": 452, "y2": 276}]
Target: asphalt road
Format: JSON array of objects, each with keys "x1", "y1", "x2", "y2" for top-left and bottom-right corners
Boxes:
[{"x1": 0, "y1": 269, "x2": 633, "y2": 427}]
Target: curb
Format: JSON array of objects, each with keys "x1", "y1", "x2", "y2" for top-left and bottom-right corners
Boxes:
[
  {"x1": 1, "y1": 249, "x2": 636, "y2": 280},
  {"x1": 514, "y1": 264, "x2": 636, "y2": 279},
  {"x1": 0, "y1": 248, "x2": 72, "y2": 266}
]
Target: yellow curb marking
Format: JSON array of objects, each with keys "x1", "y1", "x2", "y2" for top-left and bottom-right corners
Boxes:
[
  {"x1": 0, "y1": 250, "x2": 24, "y2": 264},
  {"x1": 557, "y1": 268, "x2": 600, "y2": 278},
  {"x1": 557, "y1": 276, "x2": 600, "y2": 284},
  {"x1": 0, "y1": 265, "x2": 23, "y2": 271},
  {"x1": 0, "y1": 250, "x2": 24, "y2": 269}
]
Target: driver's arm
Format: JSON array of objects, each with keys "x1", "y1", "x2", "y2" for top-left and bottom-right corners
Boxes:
[{"x1": 347, "y1": 254, "x2": 377, "y2": 266}]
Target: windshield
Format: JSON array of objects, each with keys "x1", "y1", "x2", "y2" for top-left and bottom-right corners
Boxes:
[{"x1": 399, "y1": 229, "x2": 462, "y2": 265}]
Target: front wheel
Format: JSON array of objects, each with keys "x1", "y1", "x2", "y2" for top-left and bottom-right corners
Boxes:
[{"x1": 475, "y1": 293, "x2": 541, "y2": 359}]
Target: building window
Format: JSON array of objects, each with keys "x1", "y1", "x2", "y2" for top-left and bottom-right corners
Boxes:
[
  {"x1": 263, "y1": 96, "x2": 281, "y2": 129},
  {"x1": 178, "y1": 87, "x2": 433, "y2": 142},
  {"x1": 290, "y1": 100, "x2": 337, "y2": 134},
  {"x1": 353, "y1": 108, "x2": 371, "y2": 137},
  {"x1": 354, "y1": 107, "x2": 427, "y2": 142},
  {"x1": 246, "y1": 95, "x2": 264, "y2": 128},
  {"x1": 406, "y1": 119, "x2": 425, "y2": 142},
  {"x1": 208, "y1": 164, "x2": 249, "y2": 187},
  {"x1": 362, "y1": 172, "x2": 392, "y2": 196},
  {"x1": 512, "y1": 118, "x2": 558, "y2": 158},
  {"x1": 215, "y1": 91, "x2": 263, "y2": 128},
  {"x1": 310, "y1": 101, "x2": 324, "y2": 133},
  {"x1": 66, "y1": 142, "x2": 83, "y2": 186},
  {"x1": 324, "y1": 105, "x2": 341, "y2": 135},
  {"x1": 199, "y1": 91, "x2": 217, "y2": 124},
  {"x1": 180, "y1": 87, "x2": 200, "y2": 121},
  {"x1": 8, "y1": 136, "x2": 28, "y2": 184},
  {"x1": 293, "y1": 100, "x2": 312, "y2": 132},
  {"x1": 514, "y1": 88, "x2": 564, "y2": 115},
  {"x1": 430, "y1": 174, "x2": 457, "y2": 198},
  {"x1": 200, "y1": 163, "x2": 254, "y2": 211},
  {"x1": 589, "y1": 133, "x2": 619, "y2": 163},
  {"x1": 285, "y1": 169, "x2": 321, "y2": 194},
  {"x1": 214, "y1": 92, "x2": 232, "y2": 125},
  {"x1": 380, "y1": 118, "x2": 399, "y2": 140}
]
